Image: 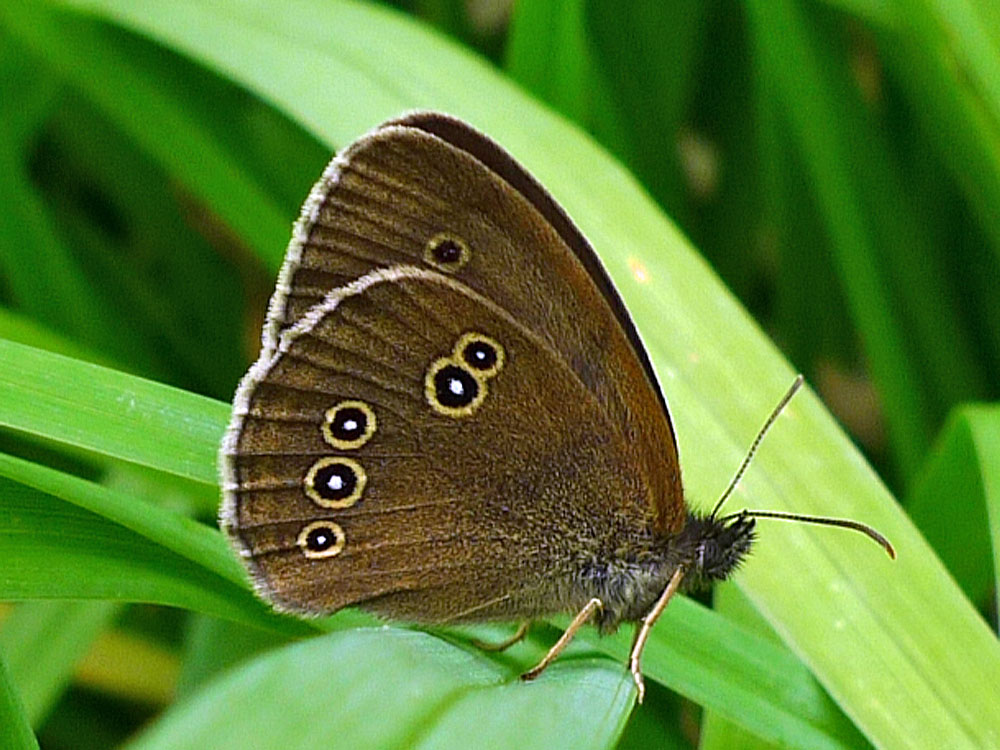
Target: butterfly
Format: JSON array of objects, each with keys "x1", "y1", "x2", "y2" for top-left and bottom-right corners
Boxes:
[{"x1": 220, "y1": 112, "x2": 892, "y2": 701}]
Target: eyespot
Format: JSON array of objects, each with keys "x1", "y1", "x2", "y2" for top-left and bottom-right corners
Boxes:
[
  {"x1": 424, "y1": 358, "x2": 485, "y2": 417},
  {"x1": 298, "y1": 521, "x2": 346, "y2": 559},
  {"x1": 455, "y1": 332, "x2": 504, "y2": 378},
  {"x1": 424, "y1": 233, "x2": 469, "y2": 272},
  {"x1": 322, "y1": 400, "x2": 376, "y2": 449},
  {"x1": 304, "y1": 457, "x2": 366, "y2": 508}
]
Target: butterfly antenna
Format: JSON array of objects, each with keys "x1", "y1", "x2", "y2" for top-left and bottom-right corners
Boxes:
[
  {"x1": 719, "y1": 509, "x2": 896, "y2": 558},
  {"x1": 708, "y1": 375, "x2": 804, "y2": 520}
]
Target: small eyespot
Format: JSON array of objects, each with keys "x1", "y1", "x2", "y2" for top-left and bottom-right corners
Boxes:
[
  {"x1": 304, "y1": 457, "x2": 366, "y2": 508},
  {"x1": 424, "y1": 233, "x2": 469, "y2": 272},
  {"x1": 322, "y1": 400, "x2": 376, "y2": 449},
  {"x1": 424, "y1": 359, "x2": 485, "y2": 417},
  {"x1": 298, "y1": 521, "x2": 346, "y2": 559},
  {"x1": 455, "y1": 332, "x2": 504, "y2": 378}
]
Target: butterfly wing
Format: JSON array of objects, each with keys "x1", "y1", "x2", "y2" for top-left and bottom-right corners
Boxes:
[
  {"x1": 222, "y1": 267, "x2": 652, "y2": 621},
  {"x1": 262, "y1": 113, "x2": 683, "y2": 536}
]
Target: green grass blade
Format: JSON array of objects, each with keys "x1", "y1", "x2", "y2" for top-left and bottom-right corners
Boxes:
[
  {"x1": 2, "y1": 339, "x2": 857, "y2": 744},
  {"x1": 885, "y1": 0, "x2": 1000, "y2": 258},
  {"x1": 0, "y1": 463, "x2": 305, "y2": 636},
  {"x1": 0, "y1": 648, "x2": 40, "y2": 750},
  {"x1": 504, "y1": 0, "x2": 633, "y2": 183},
  {"x1": 906, "y1": 402, "x2": 1000, "y2": 615},
  {"x1": 698, "y1": 584, "x2": 791, "y2": 750},
  {"x1": 0, "y1": 451, "x2": 241, "y2": 585},
  {"x1": 908, "y1": 406, "x2": 997, "y2": 606},
  {"x1": 0, "y1": 339, "x2": 225, "y2": 485},
  {"x1": 176, "y1": 616, "x2": 294, "y2": 697},
  {"x1": 0, "y1": 0, "x2": 292, "y2": 269},
  {"x1": 967, "y1": 406, "x2": 1000, "y2": 610},
  {"x1": 0, "y1": 308, "x2": 116, "y2": 367},
  {"x1": 0, "y1": 601, "x2": 121, "y2": 726},
  {"x1": 745, "y1": 0, "x2": 931, "y2": 478},
  {"x1": 505, "y1": 0, "x2": 592, "y2": 122},
  {"x1": 815, "y1": 0, "x2": 898, "y2": 27},
  {"x1": 0, "y1": 46, "x2": 121, "y2": 355},
  {"x1": 584, "y1": 0, "x2": 706, "y2": 215},
  {"x1": 574, "y1": 596, "x2": 867, "y2": 750}
]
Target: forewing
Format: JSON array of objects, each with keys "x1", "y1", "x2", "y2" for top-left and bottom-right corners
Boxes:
[{"x1": 264, "y1": 114, "x2": 684, "y2": 534}]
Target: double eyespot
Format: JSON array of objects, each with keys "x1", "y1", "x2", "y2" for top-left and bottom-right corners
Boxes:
[
  {"x1": 425, "y1": 332, "x2": 505, "y2": 417},
  {"x1": 298, "y1": 399, "x2": 377, "y2": 558}
]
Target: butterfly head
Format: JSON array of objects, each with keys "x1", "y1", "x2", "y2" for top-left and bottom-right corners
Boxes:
[{"x1": 678, "y1": 510, "x2": 756, "y2": 590}]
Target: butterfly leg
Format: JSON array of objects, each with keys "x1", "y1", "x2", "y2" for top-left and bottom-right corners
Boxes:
[
  {"x1": 470, "y1": 621, "x2": 530, "y2": 652},
  {"x1": 520, "y1": 597, "x2": 603, "y2": 681},
  {"x1": 628, "y1": 566, "x2": 686, "y2": 703}
]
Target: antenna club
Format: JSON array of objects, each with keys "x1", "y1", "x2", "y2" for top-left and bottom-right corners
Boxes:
[{"x1": 722, "y1": 509, "x2": 895, "y2": 558}]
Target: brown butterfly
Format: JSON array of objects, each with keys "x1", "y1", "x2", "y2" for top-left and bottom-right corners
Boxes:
[{"x1": 220, "y1": 112, "x2": 893, "y2": 701}]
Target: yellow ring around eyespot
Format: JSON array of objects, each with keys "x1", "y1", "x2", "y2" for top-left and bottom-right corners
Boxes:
[
  {"x1": 453, "y1": 332, "x2": 505, "y2": 379},
  {"x1": 321, "y1": 399, "x2": 377, "y2": 450},
  {"x1": 424, "y1": 356, "x2": 488, "y2": 418},
  {"x1": 303, "y1": 456, "x2": 367, "y2": 509},
  {"x1": 297, "y1": 520, "x2": 346, "y2": 559},
  {"x1": 423, "y1": 233, "x2": 470, "y2": 272}
]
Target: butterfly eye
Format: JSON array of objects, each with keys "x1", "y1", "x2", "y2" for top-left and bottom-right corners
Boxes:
[
  {"x1": 304, "y1": 457, "x2": 367, "y2": 508},
  {"x1": 424, "y1": 359, "x2": 485, "y2": 417},
  {"x1": 322, "y1": 400, "x2": 376, "y2": 449},
  {"x1": 424, "y1": 233, "x2": 470, "y2": 272},
  {"x1": 455, "y1": 332, "x2": 505, "y2": 378},
  {"x1": 298, "y1": 521, "x2": 346, "y2": 559}
]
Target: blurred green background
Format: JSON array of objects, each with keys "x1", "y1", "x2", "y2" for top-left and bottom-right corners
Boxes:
[{"x1": 1, "y1": 0, "x2": 998, "y2": 748}]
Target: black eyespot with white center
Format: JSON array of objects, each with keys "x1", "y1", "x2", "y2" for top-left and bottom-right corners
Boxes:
[
  {"x1": 298, "y1": 521, "x2": 346, "y2": 559},
  {"x1": 424, "y1": 357, "x2": 487, "y2": 417},
  {"x1": 435, "y1": 365, "x2": 478, "y2": 408},
  {"x1": 304, "y1": 457, "x2": 366, "y2": 508},
  {"x1": 322, "y1": 400, "x2": 376, "y2": 449},
  {"x1": 424, "y1": 233, "x2": 470, "y2": 272},
  {"x1": 434, "y1": 240, "x2": 461, "y2": 263},
  {"x1": 332, "y1": 407, "x2": 365, "y2": 439},
  {"x1": 455, "y1": 332, "x2": 505, "y2": 378},
  {"x1": 463, "y1": 341, "x2": 496, "y2": 370}
]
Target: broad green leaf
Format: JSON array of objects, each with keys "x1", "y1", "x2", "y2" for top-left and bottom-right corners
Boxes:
[
  {"x1": 572, "y1": 596, "x2": 867, "y2": 750},
  {"x1": 125, "y1": 629, "x2": 632, "y2": 750}
]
